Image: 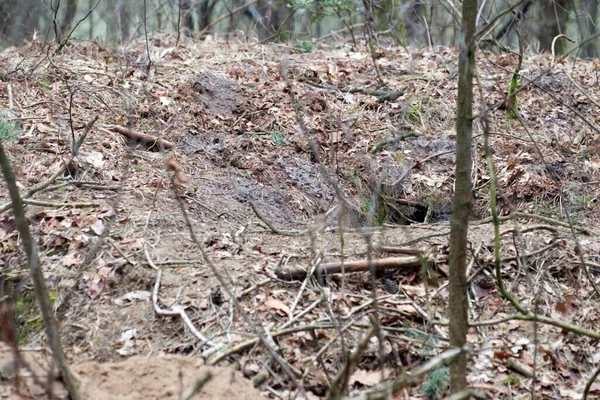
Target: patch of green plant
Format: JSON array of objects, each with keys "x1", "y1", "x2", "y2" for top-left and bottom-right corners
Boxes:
[
  {"x1": 45, "y1": 241, "x2": 69, "y2": 256},
  {"x1": 563, "y1": 183, "x2": 593, "y2": 224},
  {"x1": 347, "y1": 169, "x2": 361, "y2": 189},
  {"x1": 407, "y1": 100, "x2": 422, "y2": 125},
  {"x1": 25, "y1": 316, "x2": 45, "y2": 335},
  {"x1": 506, "y1": 70, "x2": 519, "y2": 120},
  {"x1": 568, "y1": 212, "x2": 584, "y2": 225},
  {"x1": 375, "y1": 202, "x2": 387, "y2": 226},
  {"x1": 270, "y1": 131, "x2": 291, "y2": 146},
  {"x1": 395, "y1": 151, "x2": 405, "y2": 164},
  {"x1": 421, "y1": 366, "x2": 449, "y2": 399},
  {"x1": 422, "y1": 189, "x2": 444, "y2": 223},
  {"x1": 14, "y1": 297, "x2": 28, "y2": 316},
  {"x1": 0, "y1": 118, "x2": 21, "y2": 142},
  {"x1": 572, "y1": 193, "x2": 594, "y2": 209},
  {"x1": 294, "y1": 41, "x2": 315, "y2": 53},
  {"x1": 532, "y1": 200, "x2": 558, "y2": 219},
  {"x1": 362, "y1": 197, "x2": 387, "y2": 226},
  {"x1": 135, "y1": 163, "x2": 143, "y2": 172},
  {"x1": 504, "y1": 375, "x2": 520, "y2": 386},
  {"x1": 14, "y1": 294, "x2": 44, "y2": 345},
  {"x1": 360, "y1": 198, "x2": 371, "y2": 219},
  {"x1": 414, "y1": 330, "x2": 448, "y2": 399},
  {"x1": 39, "y1": 75, "x2": 54, "y2": 90},
  {"x1": 404, "y1": 326, "x2": 427, "y2": 340},
  {"x1": 48, "y1": 291, "x2": 58, "y2": 305}
]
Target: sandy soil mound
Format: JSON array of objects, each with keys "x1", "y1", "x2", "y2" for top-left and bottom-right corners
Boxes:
[{"x1": 1, "y1": 345, "x2": 263, "y2": 400}]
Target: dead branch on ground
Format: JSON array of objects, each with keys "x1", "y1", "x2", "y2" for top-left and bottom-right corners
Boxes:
[
  {"x1": 329, "y1": 323, "x2": 378, "y2": 396},
  {"x1": 302, "y1": 80, "x2": 402, "y2": 102},
  {"x1": 249, "y1": 200, "x2": 303, "y2": 236},
  {"x1": 107, "y1": 125, "x2": 174, "y2": 149},
  {"x1": 276, "y1": 255, "x2": 444, "y2": 281}
]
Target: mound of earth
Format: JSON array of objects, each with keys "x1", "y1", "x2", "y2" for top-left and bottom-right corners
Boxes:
[{"x1": 0, "y1": 345, "x2": 263, "y2": 400}]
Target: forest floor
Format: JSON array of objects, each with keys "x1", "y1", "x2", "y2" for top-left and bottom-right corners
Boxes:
[{"x1": 1, "y1": 34, "x2": 600, "y2": 399}]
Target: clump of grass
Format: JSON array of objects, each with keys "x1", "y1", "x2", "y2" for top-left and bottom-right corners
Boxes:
[
  {"x1": 506, "y1": 70, "x2": 519, "y2": 120},
  {"x1": 362, "y1": 197, "x2": 387, "y2": 226},
  {"x1": 0, "y1": 118, "x2": 21, "y2": 142},
  {"x1": 294, "y1": 41, "x2": 315, "y2": 53},
  {"x1": 422, "y1": 366, "x2": 450, "y2": 399},
  {"x1": 407, "y1": 99, "x2": 422, "y2": 125}
]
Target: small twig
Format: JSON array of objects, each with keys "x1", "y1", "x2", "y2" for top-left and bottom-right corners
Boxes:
[
  {"x1": 506, "y1": 357, "x2": 534, "y2": 378},
  {"x1": 551, "y1": 34, "x2": 575, "y2": 67},
  {"x1": 179, "y1": 372, "x2": 212, "y2": 400},
  {"x1": 152, "y1": 268, "x2": 221, "y2": 348},
  {"x1": 499, "y1": 224, "x2": 557, "y2": 236},
  {"x1": 488, "y1": 240, "x2": 559, "y2": 264},
  {"x1": 583, "y1": 363, "x2": 600, "y2": 400},
  {"x1": 184, "y1": 195, "x2": 219, "y2": 216},
  {"x1": 377, "y1": 246, "x2": 423, "y2": 255},
  {"x1": 107, "y1": 239, "x2": 138, "y2": 266},
  {"x1": 369, "y1": 132, "x2": 417, "y2": 154},
  {"x1": 472, "y1": 212, "x2": 589, "y2": 234},
  {"x1": 338, "y1": 347, "x2": 465, "y2": 400},
  {"x1": 7, "y1": 84, "x2": 14, "y2": 110},
  {"x1": 280, "y1": 292, "x2": 324, "y2": 330},
  {"x1": 288, "y1": 255, "x2": 323, "y2": 319},
  {"x1": 249, "y1": 200, "x2": 301, "y2": 236},
  {"x1": 329, "y1": 323, "x2": 378, "y2": 397},
  {"x1": 393, "y1": 230, "x2": 451, "y2": 247},
  {"x1": 205, "y1": 322, "x2": 336, "y2": 365},
  {"x1": 22, "y1": 199, "x2": 99, "y2": 208},
  {"x1": 302, "y1": 80, "x2": 402, "y2": 102},
  {"x1": 143, "y1": 209, "x2": 220, "y2": 349},
  {"x1": 238, "y1": 279, "x2": 271, "y2": 298},
  {"x1": 316, "y1": 23, "x2": 365, "y2": 41},
  {"x1": 54, "y1": 0, "x2": 102, "y2": 55},
  {"x1": 198, "y1": 0, "x2": 261, "y2": 36}
]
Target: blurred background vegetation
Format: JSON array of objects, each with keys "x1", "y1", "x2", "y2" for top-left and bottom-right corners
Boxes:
[{"x1": 0, "y1": 0, "x2": 598, "y2": 56}]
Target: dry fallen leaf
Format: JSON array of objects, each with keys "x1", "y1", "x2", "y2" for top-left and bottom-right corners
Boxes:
[
  {"x1": 348, "y1": 368, "x2": 391, "y2": 387},
  {"x1": 264, "y1": 298, "x2": 290, "y2": 314}
]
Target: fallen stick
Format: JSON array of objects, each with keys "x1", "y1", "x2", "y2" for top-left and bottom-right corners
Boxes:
[
  {"x1": 276, "y1": 256, "x2": 441, "y2": 281},
  {"x1": 108, "y1": 125, "x2": 174, "y2": 149},
  {"x1": 377, "y1": 246, "x2": 423, "y2": 255},
  {"x1": 23, "y1": 199, "x2": 99, "y2": 208}
]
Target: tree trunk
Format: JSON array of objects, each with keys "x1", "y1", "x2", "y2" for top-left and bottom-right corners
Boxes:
[
  {"x1": 115, "y1": 0, "x2": 132, "y2": 44},
  {"x1": 181, "y1": 0, "x2": 195, "y2": 32},
  {"x1": 579, "y1": 0, "x2": 598, "y2": 57},
  {"x1": 448, "y1": 0, "x2": 477, "y2": 391},
  {"x1": 538, "y1": 0, "x2": 567, "y2": 54},
  {"x1": 59, "y1": 0, "x2": 78, "y2": 41},
  {"x1": 198, "y1": 0, "x2": 212, "y2": 32},
  {"x1": 1, "y1": 0, "x2": 41, "y2": 44}
]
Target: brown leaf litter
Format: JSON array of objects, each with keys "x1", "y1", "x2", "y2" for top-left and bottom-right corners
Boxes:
[{"x1": 1, "y1": 34, "x2": 600, "y2": 399}]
